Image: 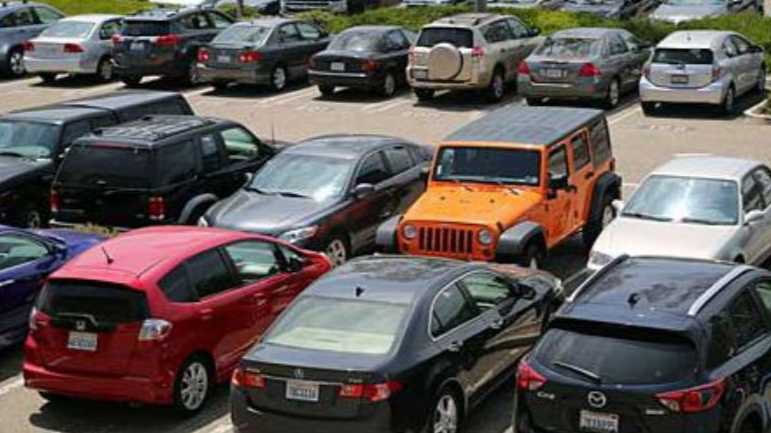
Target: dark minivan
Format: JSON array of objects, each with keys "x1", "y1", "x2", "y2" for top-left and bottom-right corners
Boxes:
[
  {"x1": 515, "y1": 256, "x2": 771, "y2": 433},
  {"x1": 51, "y1": 115, "x2": 276, "y2": 229}
]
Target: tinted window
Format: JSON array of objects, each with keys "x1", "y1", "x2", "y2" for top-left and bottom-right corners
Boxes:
[
  {"x1": 534, "y1": 324, "x2": 698, "y2": 384},
  {"x1": 535, "y1": 38, "x2": 603, "y2": 58},
  {"x1": 279, "y1": 24, "x2": 301, "y2": 43},
  {"x1": 223, "y1": 241, "x2": 281, "y2": 284},
  {"x1": 571, "y1": 134, "x2": 590, "y2": 170},
  {"x1": 207, "y1": 12, "x2": 232, "y2": 30},
  {"x1": 483, "y1": 20, "x2": 512, "y2": 43},
  {"x1": 730, "y1": 291, "x2": 766, "y2": 347},
  {"x1": 157, "y1": 141, "x2": 196, "y2": 185},
  {"x1": 608, "y1": 34, "x2": 628, "y2": 55},
  {"x1": 0, "y1": 120, "x2": 59, "y2": 159},
  {"x1": 121, "y1": 20, "x2": 170, "y2": 37},
  {"x1": 13, "y1": 8, "x2": 35, "y2": 26},
  {"x1": 417, "y1": 28, "x2": 473, "y2": 48},
  {"x1": 328, "y1": 30, "x2": 380, "y2": 52},
  {"x1": 57, "y1": 144, "x2": 152, "y2": 189},
  {"x1": 356, "y1": 152, "x2": 390, "y2": 185},
  {"x1": 158, "y1": 266, "x2": 197, "y2": 303},
  {"x1": 589, "y1": 119, "x2": 611, "y2": 165},
  {"x1": 384, "y1": 146, "x2": 413, "y2": 174},
  {"x1": 707, "y1": 308, "x2": 735, "y2": 369},
  {"x1": 752, "y1": 167, "x2": 771, "y2": 206},
  {"x1": 385, "y1": 30, "x2": 409, "y2": 50},
  {"x1": 38, "y1": 280, "x2": 149, "y2": 323},
  {"x1": 0, "y1": 235, "x2": 49, "y2": 270},
  {"x1": 548, "y1": 145, "x2": 568, "y2": 178},
  {"x1": 434, "y1": 147, "x2": 540, "y2": 186},
  {"x1": 753, "y1": 280, "x2": 771, "y2": 315},
  {"x1": 297, "y1": 22, "x2": 321, "y2": 40},
  {"x1": 460, "y1": 273, "x2": 513, "y2": 311},
  {"x1": 185, "y1": 249, "x2": 235, "y2": 298},
  {"x1": 653, "y1": 48, "x2": 714, "y2": 65},
  {"x1": 200, "y1": 134, "x2": 221, "y2": 172},
  {"x1": 34, "y1": 7, "x2": 62, "y2": 24},
  {"x1": 221, "y1": 127, "x2": 260, "y2": 163},
  {"x1": 743, "y1": 175, "x2": 764, "y2": 213},
  {"x1": 431, "y1": 284, "x2": 479, "y2": 338}
]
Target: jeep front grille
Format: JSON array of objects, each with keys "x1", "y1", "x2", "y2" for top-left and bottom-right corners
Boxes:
[{"x1": 418, "y1": 227, "x2": 474, "y2": 254}]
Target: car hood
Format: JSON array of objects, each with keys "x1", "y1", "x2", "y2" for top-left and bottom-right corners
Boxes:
[
  {"x1": 651, "y1": 4, "x2": 727, "y2": 22},
  {"x1": 0, "y1": 157, "x2": 51, "y2": 191},
  {"x1": 402, "y1": 186, "x2": 542, "y2": 229},
  {"x1": 593, "y1": 216, "x2": 738, "y2": 260},
  {"x1": 206, "y1": 189, "x2": 332, "y2": 235}
]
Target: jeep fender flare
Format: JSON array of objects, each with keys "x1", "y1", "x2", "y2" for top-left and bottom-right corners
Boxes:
[
  {"x1": 496, "y1": 221, "x2": 546, "y2": 258},
  {"x1": 177, "y1": 194, "x2": 218, "y2": 224},
  {"x1": 375, "y1": 214, "x2": 402, "y2": 253},
  {"x1": 587, "y1": 172, "x2": 622, "y2": 223}
]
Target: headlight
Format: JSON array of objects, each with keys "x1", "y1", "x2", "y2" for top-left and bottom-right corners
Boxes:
[
  {"x1": 402, "y1": 224, "x2": 417, "y2": 240},
  {"x1": 197, "y1": 216, "x2": 209, "y2": 227},
  {"x1": 478, "y1": 229, "x2": 493, "y2": 245},
  {"x1": 279, "y1": 226, "x2": 319, "y2": 243},
  {"x1": 588, "y1": 250, "x2": 614, "y2": 269}
]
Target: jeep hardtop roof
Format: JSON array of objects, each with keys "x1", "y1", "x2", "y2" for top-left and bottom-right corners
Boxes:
[
  {"x1": 445, "y1": 106, "x2": 605, "y2": 146},
  {"x1": 80, "y1": 115, "x2": 232, "y2": 146}
]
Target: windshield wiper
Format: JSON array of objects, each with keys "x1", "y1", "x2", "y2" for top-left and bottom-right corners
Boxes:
[
  {"x1": 0, "y1": 151, "x2": 32, "y2": 159},
  {"x1": 680, "y1": 217, "x2": 726, "y2": 226},
  {"x1": 276, "y1": 191, "x2": 310, "y2": 198},
  {"x1": 622, "y1": 212, "x2": 673, "y2": 222},
  {"x1": 493, "y1": 180, "x2": 521, "y2": 195},
  {"x1": 552, "y1": 361, "x2": 602, "y2": 384}
]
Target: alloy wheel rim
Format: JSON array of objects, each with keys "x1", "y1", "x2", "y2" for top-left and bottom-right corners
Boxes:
[
  {"x1": 602, "y1": 204, "x2": 615, "y2": 227},
  {"x1": 434, "y1": 394, "x2": 458, "y2": 433},
  {"x1": 100, "y1": 60, "x2": 113, "y2": 81},
  {"x1": 493, "y1": 74, "x2": 504, "y2": 99},
  {"x1": 325, "y1": 239, "x2": 347, "y2": 266},
  {"x1": 384, "y1": 74, "x2": 396, "y2": 96},
  {"x1": 273, "y1": 68, "x2": 286, "y2": 90},
  {"x1": 180, "y1": 362, "x2": 208, "y2": 411},
  {"x1": 725, "y1": 89, "x2": 734, "y2": 112},
  {"x1": 609, "y1": 81, "x2": 619, "y2": 106},
  {"x1": 26, "y1": 211, "x2": 41, "y2": 228},
  {"x1": 10, "y1": 52, "x2": 24, "y2": 76}
]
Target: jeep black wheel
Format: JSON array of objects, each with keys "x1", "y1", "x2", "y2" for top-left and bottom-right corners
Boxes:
[
  {"x1": 517, "y1": 243, "x2": 545, "y2": 270},
  {"x1": 583, "y1": 196, "x2": 615, "y2": 249}
]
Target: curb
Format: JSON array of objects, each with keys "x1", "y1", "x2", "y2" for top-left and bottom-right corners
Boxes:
[{"x1": 742, "y1": 79, "x2": 770, "y2": 122}]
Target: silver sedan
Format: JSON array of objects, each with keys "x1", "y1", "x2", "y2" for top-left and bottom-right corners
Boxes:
[
  {"x1": 24, "y1": 14, "x2": 123, "y2": 83},
  {"x1": 518, "y1": 28, "x2": 651, "y2": 109}
]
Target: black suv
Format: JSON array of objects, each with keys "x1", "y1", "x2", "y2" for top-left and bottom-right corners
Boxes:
[
  {"x1": 51, "y1": 115, "x2": 277, "y2": 229},
  {"x1": 515, "y1": 256, "x2": 771, "y2": 433},
  {"x1": 0, "y1": 91, "x2": 193, "y2": 228},
  {"x1": 113, "y1": 7, "x2": 234, "y2": 86}
]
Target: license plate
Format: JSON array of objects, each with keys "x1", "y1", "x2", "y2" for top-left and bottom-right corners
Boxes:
[
  {"x1": 130, "y1": 42, "x2": 145, "y2": 51},
  {"x1": 285, "y1": 380, "x2": 319, "y2": 402},
  {"x1": 545, "y1": 68, "x2": 564, "y2": 78},
  {"x1": 413, "y1": 69, "x2": 428, "y2": 79},
  {"x1": 67, "y1": 331, "x2": 97, "y2": 352},
  {"x1": 217, "y1": 55, "x2": 231, "y2": 63},
  {"x1": 330, "y1": 62, "x2": 345, "y2": 72},
  {"x1": 671, "y1": 74, "x2": 689, "y2": 84},
  {"x1": 579, "y1": 410, "x2": 619, "y2": 433}
]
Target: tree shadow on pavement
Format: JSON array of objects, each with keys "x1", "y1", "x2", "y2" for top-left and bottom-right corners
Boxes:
[{"x1": 0, "y1": 345, "x2": 23, "y2": 383}]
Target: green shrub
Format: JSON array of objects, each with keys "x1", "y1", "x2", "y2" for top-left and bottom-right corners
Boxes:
[{"x1": 39, "y1": 0, "x2": 152, "y2": 15}]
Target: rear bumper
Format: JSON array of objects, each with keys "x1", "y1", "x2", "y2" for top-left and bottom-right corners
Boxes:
[
  {"x1": 308, "y1": 69, "x2": 380, "y2": 88},
  {"x1": 406, "y1": 66, "x2": 490, "y2": 90},
  {"x1": 113, "y1": 61, "x2": 186, "y2": 78},
  {"x1": 639, "y1": 76, "x2": 726, "y2": 105},
  {"x1": 24, "y1": 55, "x2": 97, "y2": 75},
  {"x1": 518, "y1": 76, "x2": 605, "y2": 100},
  {"x1": 198, "y1": 64, "x2": 271, "y2": 85}
]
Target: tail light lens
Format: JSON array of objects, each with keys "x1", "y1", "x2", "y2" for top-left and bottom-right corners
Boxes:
[
  {"x1": 239, "y1": 51, "x2": 263, "y2": 63},
  {"x1": 516, "y1": 359, "x2": 546, "y2": 391},
  {"x1": 137, "y1": 319, "x2": 172, "y2": 341},
  {"x1": 578, "y1": 63, "x2": 601, "y2": 77},
  {"x1": 148, "y1": 196, "x2": 165, "y2": 221},
  {"x1": 232, "y1": 367, "x2": 266, "y2": 389},
  {"x1": 471, "y1": 47, "x2": 485, "y2": 58},
  {"x1": 197, "y1": 48, "x2": 210, "y2": 63},
  {"x1": 23, "y1": 41, "x2": 34, "y2": 52},
  {"x1": 154, "y1": 34, "x2": 180, "y2": 47},
  {"x1": 63, "y1": 43, "x2": 84, "y2": 53},
  {"x1": 517, "y1": 61, "x2": 530, "y2": 76},
  {"x1": 656, "y1": 378, "x2": 726, "y2": 413},
  {"x1": 712, "y1": 66, "x2": 722, "y2": 82},
  {"x1": 111, "y1": 34, "x2": 124, "y2": 45},
  {"x1": 339, "y1": 381, "x2": 403, "y2": 402},
  {"x1": 362, "y1": 59, "x2": 378, "y2": 72},
  {"x1": 50, "y1": 189, "x2": 60, "y2": 213}
]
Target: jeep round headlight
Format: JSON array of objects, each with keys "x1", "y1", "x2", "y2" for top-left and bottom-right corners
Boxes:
[
  {"x1": 478, "y1": 229, "x2": 493, "y2": 245},
  {"x1": 403, "y1": 224, "x2": 417, "y2": 240}
]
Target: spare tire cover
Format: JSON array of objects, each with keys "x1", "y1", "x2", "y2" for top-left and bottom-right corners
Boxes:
[{"x1": 428, "y1": 43, "x2": 463, "y2": 81}]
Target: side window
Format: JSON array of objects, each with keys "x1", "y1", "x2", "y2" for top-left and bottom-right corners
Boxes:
[
  {"x1": 707, "y1": 308, "x2": 736, "y2": 369},
  {"x1": 181, "y1": 13, "x2": 207, "y2": 31},
  {"x1": 507, "y1": 18, "x2": 529, "y2": 39},
  {"x1": 548, "y1": 145, "x2": 568, "y2": 178},
  {"x1": 460, "y1": 273, "x2": 514, "y2": 311},
  {"x1": 33, "y1": 7, "x2": 62, "y2": 25},
  {"x1": 0, "y1": 235, "x2": 50, "y2": 268},
  {"x1": 752, "y1": 167, "x2": 771, "y2": 207},
  {"x1": 589, "y1": 119, "x2": 612, "y2": 165},
  {"x1": 753, "y1": 280, "x2": 771, "y2": 316},
  {"x1": 0, "y1": 14, "x2": 15, "y2": 28},
  {"x1": 62, "y1": 120, "x2": 92, "y2": 146},
  {"x1": 297, "y1": 22, "x2": 321, "y2": 41},
  {"x1": 207, "y1": 12, "x2": 232, "y2": 30},
  {"x1": 99, "y1": 20, "x2": 122, "y2": 40},
  {"x1": 14, "y1": 8, "x2": 35, "y2": 26},
  {"x1": 185, "y1": 249, "x2": 236, "y2": 298},
  {"x1": 622, "y1": 32, "x2": 642, "y2": 52},
  {"x1": 384, "y1": 146, "x2": 414, "y2": 175},
  {"x1": 279, "y1": 24, "x2": 301, "y2": 43},
  {"x1": 723, "y1": 38, "x2": 738, "y2": 58},
  {"x1": 223, "y1": 241, "x2": 281, "y2": 284},
  {"x1": 355, "y1": 152, "x2": 390, "y2": 185},
  {"x1": 742, "y1": 175, "x2": 764, "y2": 213},
  {"x1": 385, "y1": 30, "x2": 409, "y2": 50},
  {"x1": 278, "y1": 244, "x2": 302, "y2": 264},
  {"x1": 483, "y1": 20, "x2": 512, "y2": 43},
  {"x1": 158, "y1": 265, "x2": 197, "y2": 303},
  {"x1": 431, "y1": 284, "x2": 479, "y2": 338},
  {"x1": 157, "y1": 141, "x2": 196, "y2": 185},
  {"x1": 731, "y1": 36, "x2": 750, "y2": 56},
  {"x1": 200, "y1": 134, "x2": 222, "y2": 172},
  {"x1": 729, "y1": 291, "x2": 766, "y2": 347},
  {"x1": 571, "y1": 132, "x2": 591, "y2": 170},
  {"x1": 608, "y1": 34, "x2": 628, "y2": 55},
  {"x1": 220, "y1": 127, "x2": 261, "y2": 163}
]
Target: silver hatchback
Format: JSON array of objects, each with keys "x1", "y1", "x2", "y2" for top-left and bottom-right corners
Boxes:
[{"x1": 639, "y1": 30, "x2": 766, "y2": 115}]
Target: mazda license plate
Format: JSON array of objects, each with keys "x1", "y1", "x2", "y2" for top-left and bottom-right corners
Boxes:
[
  {"x1": 670, "y1": 74, "x2": 689, "y2": 84},
  {"x1": 579, "y1": 410, "x2": 619, "y2": 433},
  {"x1": 285, "y1": 380, "x2": 319, "y2": 402},
  {"x1": 330, "y1": 62, "x2": 345, "y2": 72},
  {"x1": 67, "y1": 331, "x2": 97, "y2": 352}
]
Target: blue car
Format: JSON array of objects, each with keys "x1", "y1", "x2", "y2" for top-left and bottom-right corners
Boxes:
[{"x1": 0, "y1": 226, "x2": 102, "y2": 350}]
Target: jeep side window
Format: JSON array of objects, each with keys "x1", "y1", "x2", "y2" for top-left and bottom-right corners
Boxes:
[
  {"x1": 742, "y1": 175, "x2": 764, "y2": 213},
  {"x1": 200, "y1": 134, "x2": 223, "y2": 173},
  {"x1": 220, "y1": 127, "x2": 261, "y2": 163},
  {"x1": 589, "y1": 119, "x2": 611, "y2": 166},
  {"x1": 548, "y1": 145, "x2": 568, "y2": 179},
  {"x1": 570, "y1": 133, "x2": 590, "y2": 170},
  {"x1": 356, "y1": 152, "x2": 390, "y2": 185}
]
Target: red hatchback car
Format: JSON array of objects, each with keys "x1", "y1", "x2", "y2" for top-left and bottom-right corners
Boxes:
[{"x1": 23, "y1": 226, "x2": 330, "y2": 414}]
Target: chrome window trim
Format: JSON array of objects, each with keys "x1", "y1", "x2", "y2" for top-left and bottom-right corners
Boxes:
[
  {"x1": 688, "y1": 265, "x2": 754, "y2": 316},
  {"x1": 428, "y1": 269, "x2": 502, "y2": 342}
]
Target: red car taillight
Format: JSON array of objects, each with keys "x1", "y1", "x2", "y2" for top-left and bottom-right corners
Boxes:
[
  {"x1": 362, "y1": 59, "x2": 378, "y2": 72},
  {"x1": 516, "y1": 359, "x2": 546, "y2": 391},
  {"x1": 712, "y1": 65, "x2": 722, "y2": 82},
  {"x1": 63, "y1": 43, "x2": 84, "y2": 53},
  {"x1": 339, "y1": 381, "x2": 403, "y2": 402},
  {"x1": 197, "y1": 48, "x2": 210, "y2": 63},
  {"x1": 154, "y1": 34, "x2": 180, "y2": 47},
  {"x1": 656, "y1": 379, "x2": 725, "y2": 413},
  {"x1": 239, "y1": 51, "x2": 263, "y2": 64},
  {"x1": 232, "y1": 367, "x2": 266, "y2": 389},
  {"x1": 148, "y1": 196, "x2": 165, "y2": 221},
  {"x1": 137, "y1": 319, "x2": 172, "y2": 341},
  {"x1": 471, "y1": 46, "x2": 485, "y2": 58},
  {"x1": 517, "y1": 61, "x2": 530, "y2": 76},
  {"x1": 50, "y1": 189, "x2": 60, "y2": 213},
  {"x1": 23, "y1": 41, "x2": 34, "y2": 52},
  {"x1": 578, "y1": 62, "x2": 601, "y2": 77}
]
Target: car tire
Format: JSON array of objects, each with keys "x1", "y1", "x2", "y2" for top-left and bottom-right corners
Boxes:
[
  {"x1": 756, "y1": 67, "x2": 766, "y2": 95},
  {"x1": 96, "y1": 57, "x2": 114, "y2": 82},
  {"x1": 121, "y1": 76, "x2": 142, "y2": 87},
  {"x1": 187, "y1": 62, "x2": 201, "y2": 86},
  {"x1": 583, "y1": 195, "x2": 615, "y2": 250},
  {"x1": 517, "y1": 243, "x2": 545, "y2": 270},
  {"x1": 526, "y1": 97, "x2": 543, "y2": 106},
  {"x1": 414, "y1": 88, "x2": 434, "y2": 101},
  {"x1": 485, "y1": 67, "x2": 505, "y2": 103},
  {"x1": 6, "y1": 47, "x2": 25, "y2": 78},
  {"x1": 603, "y1": 78, "x2": 620, "y2": 109},
  {"x1": 641, "y1": 101, "x2": 657, "y2": 116},
  {"x1": 324, "y1": 235, "x2": 350, "y2": 267},
  {"x1": 380, "y1": 71, "x2": 397, "y2": 98},
  {"x1": 19, "y1": 205, "x2": 45, "y2": 229},
  {"x1": 38, "y1": 73, "x2": 57, "y2": 84},
  {"x1": 38, "y1": 392, "x2": 70, "y2": 404},
  {"x1": 721, "y1": 85, "x2": 736, "y2": 115},
  {"x1": 424, "y1": 386, "x2": 463, "y2": 433},
  {"x1": 269, "y1": 65, "x2": 288, "y2": 92},
  {"x1": 173, "y1": 356, "x2": 212, "y2": 416},
  {"x1": 318, "y1": 84, "x2": 335, "y2": 97}
]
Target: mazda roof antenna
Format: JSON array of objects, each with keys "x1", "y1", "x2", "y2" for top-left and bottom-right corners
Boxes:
[{"x1": 101, "y1": 246, "x2": 114, "y2": 265}]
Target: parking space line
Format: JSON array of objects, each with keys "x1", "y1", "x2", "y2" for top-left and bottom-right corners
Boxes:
[
  {"x1": 367, "y1": 99, "x2": 414, "y2": 113},
  {"x1": 608, "y1": 105, "x2": 641, "y2": 125},
  {"x1": 259, "y1": 88, "x2": 318, "y2": 105},
  {"x1": 0, "y1": 77, "x2": 37, "y2": 90},
  {"x1": 0, "y1": 376, "x2": 23, "y2": 398}
]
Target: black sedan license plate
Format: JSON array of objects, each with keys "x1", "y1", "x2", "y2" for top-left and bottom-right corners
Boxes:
[
  {"x1": 285, "y1": 380, "x2": 319, "y2": 402},
  {"x1": 671, "y1": 74, "x2": 689, "y2": 84},
  {"x1": 579, "y1": 410, "x2": 619, "y2": 433}
]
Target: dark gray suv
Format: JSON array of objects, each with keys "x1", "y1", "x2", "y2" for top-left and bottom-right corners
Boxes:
[{"x1": 0, "y1": 2, "x2": 64, "y2": 77}]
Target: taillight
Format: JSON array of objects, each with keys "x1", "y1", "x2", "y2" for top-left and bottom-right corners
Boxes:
[
  {"x1": 578, "y1": 63, "x2": 601, "y2": 77},
  {"x1": 154, "y1": 34, "x2": 180, "y2": 47},
  {"x1": 111, "y1": 34, "x2": 124, "y2": 45},
  {"x1": 516, "y1": 359, "x2": 546, "y2": 391},
  {"x1": 50, "y1": 190, "x2": 60, "y2": 213},
  {"x1": 148, "y1": 196, "x2": 165, "y2": 221},
  {"x1": 656, "y1": 378, "x2": 726, "y2": 413},
  {"x1": 197, "y1": 48, "x2": 210, "y2": 63},
  {"x1": 137, "y1": 319, "x2": 172, "y2": 341},
  {"x1": 517, "y1": 61, "x2": 530, "y2": 76},
  {"x1": 712, "y1": 66, "x2": 722, "y2": 82},
  {"x1": 232, "y1": 367, "x2": 266, "y2": 389},
  {"x1": 471, "y1": 47, "x2": 485, "y2": 58},
  {"x1": 63, "y1": 43, "x2": 84, "y2": 53},
  {"x1": 23, "y1": 41, "x2": 34, "y2": 52},
  {"x1": 239, "y1": 51, "x2": 262, "y2": 64},
  {"x1": 362, "y1": 59, "x2": 378, "y2": 72},
  {"x1": 339, "y1": 381, "x2": 403, "y2": 402}
]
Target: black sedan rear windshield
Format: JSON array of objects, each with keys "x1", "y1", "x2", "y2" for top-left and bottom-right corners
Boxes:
[
  {"x1": 417, "y1": 28, "x2": 473, "y2": 48},
  {"x1": 57, "y1": 143, "x2": 153, "y2": 189},
  {"x1": 653, "y1": 48, "x2": 714, "y2": 65},
  {"x1": 328, "y1": 30, "x2": 382, "y2": 52},
  {"x1": 213, "y1": 24, "x2": 270, "y2": 44},
  {"x1": 533, "y1": 323, "x2": 698, "y2": 385},
  {"x1": 535, "y1": 37, "x2": 603, "y2": 58},
  {"x1": 37, "y1": 280, "x2": 149, "y2": 324},
  {"x1": 121, "y1": 20, "x2": 170, "y2": 37}
]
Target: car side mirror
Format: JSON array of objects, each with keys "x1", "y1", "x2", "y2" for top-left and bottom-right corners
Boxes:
[
  {"x1": 612, "y1": 199, "x2": 624, "y2": 213},
  {"x1": 530, "y1": 28, "x2": 541, "y2": 37},
  {"x1": 353, "y1": 183, "x2": 375, "y2": 199},
  {"x1": 286, "y1": 257, "x2": 304, "y2": 273},
  {"x1": 548, "y1": 173, "x2": 569, "y2": 191},
  {"x1": 745, "y1": 209, "x2": 764, "y2": 225}
]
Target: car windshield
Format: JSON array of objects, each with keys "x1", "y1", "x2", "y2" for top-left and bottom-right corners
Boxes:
[
  {"x1": 622, "y1": 175, "x2": 739, "y2": 225},
  {"x1": 0, "y1": 121, "x2": 59, "y2": 159},
  {"x1": 653, "y1": 48, "x2": 714, "y2": 65},
  {"x1": 213, "y1": 24, "x2": 270, "y2": 44},
  {"x1": 249, "y1": 153, "x2": 354, "y2": 201},
  {"x1": 56, "y1": 143, "x2": 152, "y2": 189},
  {"x1": 328, "y1": 30, "x2": 381, "y2": 52},
  {"x1": 535, "y1": 37, "x2": 603, "y2": 57},
  {"x1": 264, "y1": 296, "x2": 408, "y2": 355},
  {"x1": 40, "y1": 21, "x2": 95, "y2": 38},
  {"x1": 434, "y1": 147, "x2": 541, "y2": 186},
  {"x1": 417, "y1": 28, "x2": 473, "y2": 48},
  {"x1": 665, "y1": 0, "x2": 724, "y2": 5}
]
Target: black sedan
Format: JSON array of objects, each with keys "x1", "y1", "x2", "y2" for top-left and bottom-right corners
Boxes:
[
  {"x1": 308, "y1": 26, "x2": 416, "y2": 98},
  {"x1": 230, "y1": 255, "x2": 562, "y2": 433},
  {"x1": 200, "y1": 135, "x2": 430, "y2": 265},
  {"x1": 197, "y1": 18, "x2": 330, "y2": 92}
]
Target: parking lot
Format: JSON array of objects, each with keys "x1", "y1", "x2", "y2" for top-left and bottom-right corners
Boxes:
[{"x1": 0, "y1": 72, "x2": 768, "y2": 433}]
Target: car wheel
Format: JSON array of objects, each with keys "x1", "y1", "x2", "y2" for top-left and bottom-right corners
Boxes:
[
  {"x1": 517, "y1": 243, "x2": 545, "y2": 270},
  {"x1": 526, "y1": 97, "x2": 543, "y2": 106},
  {"x1": 641, "y1": 101, "x2": 657, "y2": 116},
  {"x1": 39, "y1": 392, "x2": 70, "y2": 404},
  {"x1": 187, "y1": 62, "x2": 201, "y2": 86},
  {"x1": 19, "y1": 206, "x2": 44, "y2": 229},
  {"x1": 318, "y1": 84, "x2": 335, "y2": 97},
  {"x1": 604, "y1": 78, "x2": 620, "y2": 109},
  {"x1": 583, "y1": 196, "x2": 615, "y2": 250},
  {"x1": 414, "y1": 88, "x2": 434, "y2": 101},
  {"x1": 380, "y1": 71, "x2": 397, "y2": 98},
  {"x1": 756, "y1": 67, "x2": 766, "y2": 95},
  {"x1": 721, "y1": 85, "x2": 736, "y2": 115},
  {"x1": 324, "y1": 236, "x2": 349, "y2": 267},
  {"x1": 121, "y1": 76, "x2": 142, "y2": 87},
  {"x1": 39, "y1": 73, "x2": 57, "y2": 84},
  {"x1": 739, "y1": 420, "x2": 761, "y2": 433},
  {"x1": 269, "y1": 65, "x2": 287, "y2": 92},
  {"x1": 173, "y1": 356, "x2": 212, "y2": 416},
  {"x1": 485, "y1": 68, "x2": 505, "y2": 103},
  {"x1": 7, "y1": 48, "x2": 25, "y2": 77},
  {"x1": 425, "y1": 387, "x2": 462, "y2": 433},
  {"x1": 96, "y1": 57, "x2": 114, "y2": 82}
]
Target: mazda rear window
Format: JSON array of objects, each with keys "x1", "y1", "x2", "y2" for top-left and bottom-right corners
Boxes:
[
  {"x1": 121, "y1": 20, "x2": 170, "y2": 36},
  {"x1": 533, "y1": 323, "x2": 698, "y2": 385},
  {"x1": 56, "y1": 143, "x2": 153, "y2": 189},
  {"x1": 653, "y1": 48, "x2": 714, "y2": 65},
  {"x1": 417, "y1": 28, "x2": 473, "y2": 48},
  {"x1": 37, "y1": 280, "x2": 149, "y2": 324}
]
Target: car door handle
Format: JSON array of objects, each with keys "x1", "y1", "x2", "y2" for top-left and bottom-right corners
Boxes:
[
  {"x1": 198, "y1": 308, "x2": 214, "y2": 321},
  {"x1": 490, "y1": 318, "x2": 504, "y2": 330},
  {"x1": 0, "y1": 279, "x2": 15, "y2": 288},
  {"x1": 448, "y1": 341, "x2": 464, "y2": 353}
]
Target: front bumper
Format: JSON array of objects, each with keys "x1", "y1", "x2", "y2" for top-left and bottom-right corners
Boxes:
[
  {"x1": 639, "y1": 75, "x2": 726, "y2": 105},
  {"x1": 25, "y1": 55, "x2": 97, "y2": 75},
  {"x1": 518, "y1": 76, "x2": 605, "y2": 100},
  {"x1": 198, "y1": 64, "x2": 271, "y2": 85},
  {"x1": 309, "y1": 69, "x2": 379, "y2": 89}
]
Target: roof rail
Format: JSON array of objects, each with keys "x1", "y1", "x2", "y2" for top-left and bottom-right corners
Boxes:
[
  {"x1": 687, "y1": 265, "x2": 753, "y2": 316},
  {"x1": 566, "y1": 254, "x2": 629, "y2": 303}
]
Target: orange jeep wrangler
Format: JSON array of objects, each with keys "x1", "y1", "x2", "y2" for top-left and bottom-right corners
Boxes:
[{"x1": 376, "y1": 106, "x2": 621, "y2": 267}]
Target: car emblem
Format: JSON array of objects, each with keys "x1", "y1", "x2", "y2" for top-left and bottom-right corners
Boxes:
[
  {"x1": 294, "y1": 368, "x2": 304, "y2": 380},
  {"x1": 75, "y1": 320, "x2": 86, "y2": 331},
  {"x1": 588, "y1": 391, "x2": 607, "y2": 409}
]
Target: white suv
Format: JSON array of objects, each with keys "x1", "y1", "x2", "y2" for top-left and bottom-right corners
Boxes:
[{"x1": 407, "y1": 13, "x2": 543, "y2": 102}]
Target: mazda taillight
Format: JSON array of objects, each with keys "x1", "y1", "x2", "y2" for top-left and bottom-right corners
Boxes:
[
  {"x1": 138, "y1": 319, "x2": 172, "y2": 341},
  {"x1": 232, "y1": 367, "x2": 266, "y2": 389},
  {"x1": 239, "y1": 51, "x2": 262, "y2": 63},
  {"x1": 197, "y1": 48, "x2": 210, "y2": 63},
  {"x1": 23, "y1": 41, "x2": 34, "y2": 52},
  {"x1": 362, "y1": 59, "x2": 378, "y2": 72},
  {"x1": 656, "y1": 379, "x2": 726, "y2": 413},
  {"x1": 63, "y1": 43, "x2": 84, "y2": 53},
  {"x1": 148, "y1": 196, "x2": 165, "y2": 221},
  {"x1": 50, "y1": 190, "x2": 60, "y2": 213},
  {"x1": 517, "y1": 61, "x2": 530, "y2": 76},
  {"x1": 339, "y1": 381, "x2": 403, "y2": 402},
  {"x1": 154, "y1": 34, "x2": 180, "y2": 47},
  {"x1": 578, "y1": 63, "x2": 601, "y2": 77},
  {"x1": 516, "y1": 359, "x2": 546, "y2": 391}
]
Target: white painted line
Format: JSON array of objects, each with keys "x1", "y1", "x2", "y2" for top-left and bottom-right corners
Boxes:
[
  {"x1": 0, "y1": 376, "x2": 23, "y2": 398},
  {"x1": 368, "y1": 99, "x2": 413, "y2": 113},
  {"x1": 259, "y1": 88, "x2": 317, "y2": 105},
  {"x1": 608, "y1": 106, "x2": 641, "y2": 125},
  {"x1": 183, "y1": 85, "x2": 216, "y2": 97}
]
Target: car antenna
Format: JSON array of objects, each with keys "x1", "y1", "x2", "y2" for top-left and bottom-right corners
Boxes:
[
  {"x1": 627, "y1": 293, "x2": 640, "y2": 308},
  {"x1": 101, "y1": 246, "x2": 114, "y2": 265},
  {"x1": 270, "y1": 121, "x2": 276, "y2": 146},
  {"x1": 355, "y1": 286, "x2": 365, "y2": 297}
]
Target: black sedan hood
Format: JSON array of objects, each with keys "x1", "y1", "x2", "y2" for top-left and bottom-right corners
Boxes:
[
  {"x1": 206, "y1": 189, "x2": 332, "y2": 235},
  {"x1": 0, "y1": 156, "x2": 51, "y2": 191}
]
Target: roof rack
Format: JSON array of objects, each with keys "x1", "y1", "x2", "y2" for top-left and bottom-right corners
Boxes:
[
  {"x1": 687, "y1": 265, "x2": 753, "y2": 316},
  {"x1": 96, "y1": 116, "x2": 215, "y2": 142},
  {"x1": 566, "y1": 254, "x2": 630, "y2": 303}
]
